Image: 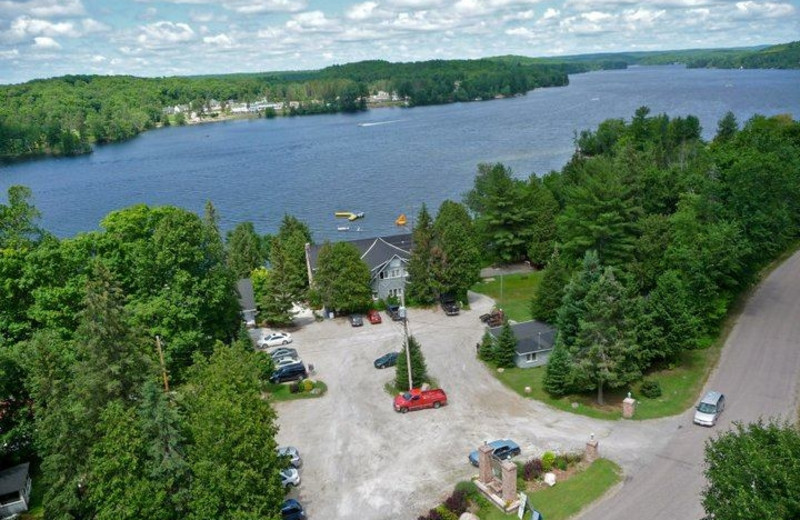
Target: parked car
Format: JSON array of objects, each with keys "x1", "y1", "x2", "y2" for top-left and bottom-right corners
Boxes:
[
  {"x1": 349, "y1": 314, "x2": 364, "y2": 327},
  {"x1": 386, "y1": 304, "x2": 405, "y2": 321},
  {"x1": 258, "y1": 332, "x2": 293, "y2": 348},
  {"x1": 269, "y1": 347, "x2": 298, "y2": 361},
  {"x1": 281, "y1": 498, "x2": 306, "y2": 520},
  {"x1": 440, "y1": 293, "x2": 460, "y2": 316},
  {"x1": 374, "y1": 351, "x2": 399, "y2": 369},
  {"x1": 280, "y1": 467, "x2": 301, "y2": 488},
  {"x1": 269, "y1": 362, "x2": 307, "y2": 384},
  {"x1": 479, "y1": 309, "x2": 505, "y2": 327},
  {"x1": 393, "y1": 388, "x2": 447, "y2": 413},
  {"x1": 277, "y1": 446, "x2": 302, "y2": 468},
  {"x1": 274, "y1": 356, "x2": 303, "y2": 369},
  {"x1": 367, "y1": 309, "x2": 382, "y2": 324},
  {"x1": 694, "y1": 391, "x2": 726, "y2": 427},
  {"x1": 468, "y1": 439, "x2": 521, "y2": 467}
]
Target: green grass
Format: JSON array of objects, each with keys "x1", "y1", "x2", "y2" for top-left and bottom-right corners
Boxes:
[
  {"x1": 266, "y1": 380, "x2": 327, "y2": 401},
  {"x1": 472, "y1": 272, "x2": 544, "y2": 322}
]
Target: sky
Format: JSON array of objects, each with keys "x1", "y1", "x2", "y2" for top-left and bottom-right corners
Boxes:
[{"x1": 0, "y1": 0, "x2": 798, "y2": 84}]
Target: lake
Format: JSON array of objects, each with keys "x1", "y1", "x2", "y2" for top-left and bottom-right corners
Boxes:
[{"x1": 1, "y1": 65, "x2": 798, "y2": 241}]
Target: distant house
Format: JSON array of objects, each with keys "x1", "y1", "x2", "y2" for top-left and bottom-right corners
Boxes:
[
  {"x1": 0, "y1": 462, "x2": 31, "y2": 518},
  {"x1": 236, "y1": 278, "x2": 258, "y2": 327},
  {"x1": 305, "y1": 234, "x2": 413, "y2": 301},
  {"x1": 489, "y1": 320, "x2": 557, "y2": 368}
]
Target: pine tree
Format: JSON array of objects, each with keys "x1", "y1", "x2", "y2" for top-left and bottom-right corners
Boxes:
[
  {"x1": 530, "y1": 248, "x2": 572, "y2": 324},
  {"x1": 494, "y1": 321, "x2": 517, "y2": 368},
  {"x1": 478, "y1": 330, "x2": 495, "y2": 362},
  {"x1": 543, "y1": 342, "x2": 572, "y2": 396},
  {"x1": 406, "y1": 204, "x2": 436, "y2": 305},
  {"x1": 556, "y1": 250, "x2": 602, "y2": 347},
  {"x1": 431, "y1": 200, "x2": 481, "y2": 301},
  {"x1": 226, "y1": 222, "x2": 265, "y2": 278},
  {"x1": 313, "y1": 241, "x2": 372, "y2": 313},
  {"x1": 395, "y1": 335, "x2": 429, "y2": 391}
]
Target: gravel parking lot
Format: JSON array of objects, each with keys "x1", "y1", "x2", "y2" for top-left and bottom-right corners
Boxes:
[{"x1": 270, "y1": 293, "x2": 681, "y2": 519}]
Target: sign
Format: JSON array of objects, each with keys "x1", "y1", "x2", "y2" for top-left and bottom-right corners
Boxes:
[{"x1": 518, "y1": 493, "x2": 528, "y2": 519}]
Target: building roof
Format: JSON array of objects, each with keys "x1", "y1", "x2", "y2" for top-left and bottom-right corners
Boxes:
[
  {"x1": 236, "y1": 278, "x2": 256, "y2": 312},
  {"x1": 489, "y1": 320, "x2": 557, "y2": 355},
  {"x1": 306, "y1": 234, "x2": 413, "y2": 272},
  {"x1": 0, "y1": 462, "x2": 30, "y2": 496}
]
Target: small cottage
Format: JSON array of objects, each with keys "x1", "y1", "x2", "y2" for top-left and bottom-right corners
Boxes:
[
  {"x1": 0, "y1": 462, "x2": 31, "y2": 518},
  {"x1": 489, "y1": 320, "x2": 557, "y2": 368}
]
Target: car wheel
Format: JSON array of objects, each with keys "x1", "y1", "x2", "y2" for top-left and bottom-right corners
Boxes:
[
  {"x1": 433, "y1": 401, "x2": 441, "y2": 409},
  {"x1": 400, "y1": 407, "x2": 408, "y2": 414},
  {"x1": 282, "y1": 340, "x2": 288, "y2": 345}
]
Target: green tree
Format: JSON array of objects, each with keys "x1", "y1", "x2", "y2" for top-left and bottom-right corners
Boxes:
[
  {"x1": 703, "y1": 420, "x2": 800, "y2": 520},
  {"x1": 431, "y1": 200, "x2": 481, "y2": 301},
  {"x1": 0, "y1": 185, "x2": 43, "y2": 247},
  {"x1": 259, "y1": 215, "x2": 312, "y2": 323},
  {"x1": 569, "y1": 267, "x2": 641, "y2": 404},
  {"x1": 543, "y1": 342, "x2": 572, "y2": 397},
  {"x1": 183, "y1": 345, "x2": 284, "y2": 520},
  {"x1": 555, "y1": 250, "x2": 602, "y2": 347},
  {"x1": 525, "y1": 175, "x2": 560, "y2": 267},
  {"x1": 713, "y1": 111, "x2": 738, "y2": 144},
  {"x1": 406, "y1": 204, "x2": 436, "y2": 305},
  {"x1": 530, "y1": 248, "x2": 572, "y2": 324},
  {"x1": 226, "y1": 222, "x2": 265, "y2": 278},
  {"x1": 394, "y1": 335, "x2": 429, "y2": 391},
  {"x1": 493, "y1": 321, "x2": 517, "y2": 368},
  {"x1": 313, "y1": 241, "x2": 372, "y2": 313},
  {"x1": 478, "y1": 330, "x2": 495, "y2": 362}
]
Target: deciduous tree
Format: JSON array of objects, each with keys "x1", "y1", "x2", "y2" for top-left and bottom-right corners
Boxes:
[{"x1": 313, "y1": 241, "x2": 372, "y2": 314}]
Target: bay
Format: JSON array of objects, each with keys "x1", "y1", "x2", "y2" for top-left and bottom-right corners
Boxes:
[{"x1": 1, "y1": 65, "x2": 798, "y2": 241}]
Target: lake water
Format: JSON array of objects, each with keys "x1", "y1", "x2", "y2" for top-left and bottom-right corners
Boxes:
[{"x1": 1, "y1": 65, "x2": 798, "y2": 241}]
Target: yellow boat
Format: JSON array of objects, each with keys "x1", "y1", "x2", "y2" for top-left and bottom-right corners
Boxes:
[
  {"x1": 395, "y1": 214, "x2": 407, "y2": 226},
  {"x1": 335, "y1": 211, "x2": 365, "y2": 221}
]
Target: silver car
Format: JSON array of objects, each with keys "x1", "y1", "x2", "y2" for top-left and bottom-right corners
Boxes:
[
  {"x1": 277, "y1": 445, "x2": 302, "y2": 468},
  {"x1": 693, "y1": 391, "x2": 726, "y2": 426}
]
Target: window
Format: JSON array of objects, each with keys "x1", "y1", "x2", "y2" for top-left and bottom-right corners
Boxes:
[{"x1": 525, "y1": 352, "x2": 538, "y2": 362}]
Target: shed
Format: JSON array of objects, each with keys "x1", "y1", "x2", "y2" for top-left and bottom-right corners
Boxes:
[
  {"x1": 489, "y1": 320, "x2": 556, "y2": 368},
  {"x1": 0, "y1": 462, "x2": 31, "y2": 518}
]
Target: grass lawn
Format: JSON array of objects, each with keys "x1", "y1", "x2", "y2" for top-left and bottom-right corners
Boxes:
[
  {"x1": 471, "y1": 272, "x2": 544, "y2": 323},
  {"x1": 467, "y1": 458, "x2": 621, "y2": 520},
  {"x1": 265, "y1": 380, "x2": 327, "y2": 401}
]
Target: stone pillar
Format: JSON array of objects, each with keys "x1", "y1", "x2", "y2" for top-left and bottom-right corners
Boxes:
[
  {"x1": 622, "y1": 393, "x2": 636, "y2": 419},
  {"x1": 501, "y1": 460, "x2": 517, "y2": 504},
  {"x1": 585, "y1": 438, "x2": 599, "y2": 463},
  {"x1": 478, "y1": 444, "x2": 494, "y2": 484}
]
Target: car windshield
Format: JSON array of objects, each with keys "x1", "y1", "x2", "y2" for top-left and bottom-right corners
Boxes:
[
  {"x1": 402, "y1": 392, "x2": 412, "y2": 400},
  {"x1": 697, "y1": 402, "x2": 717, "y2": 413}
]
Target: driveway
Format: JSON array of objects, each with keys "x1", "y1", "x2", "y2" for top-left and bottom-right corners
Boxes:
[{"x1": 273, "y1": 295, "x2": 682, "y2": 519}]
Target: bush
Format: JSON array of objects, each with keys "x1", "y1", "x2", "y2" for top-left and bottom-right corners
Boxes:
[
  {"x1": 443, "y1": 490, "x2": 468, "y2": 515},
  {"x1": 523, "y1": 458, "x2": 543, "y2": 480},
  {"x1": 542, "y1": 451, "x2": 556, "y2": 472},
  {"x1": 565, "y1": 452, "x2": 583, "y2": 465},
  {"x1": 434, "y1": 506, "x2": 459, "y2": 520},
  {"x1": 289, "y1": 382, "x2": 300, "y2": 394},
  {"x1": 454, "y1": 480, "x2": 477, "y2": 496},
  {"x1": 556, "y1": 456, "x2": 568, "y2": 471},
  {"x1": 640, "y1": 379, "x2": 663, "y2": 398},
  {"x1": 302, "y1": 379, "x2": 314, "y2": 392}
]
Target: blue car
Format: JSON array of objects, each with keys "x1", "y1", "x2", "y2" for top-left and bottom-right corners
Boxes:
[
  {"x1": 468, "y1": 439, "x2": 521, "y2": 467},
  {"x1": 281, "y1": 498, "x2": 306, "y2": 520},
  {"x1": 374, "y1": 351, "x2": 399, "y2": 369}
]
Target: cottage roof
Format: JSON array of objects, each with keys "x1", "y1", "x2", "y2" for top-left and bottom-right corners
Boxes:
[
  {"x1": 306, "y1": 234, "x2": 412, "y2": 272},
  {"x1": 236, "y1": 278, "x2": 256, "y2": 312},
  {"x1": 489, "y1": 320, "x2": 557, "y2": 355},
  {"x1": 0, "y1": 462, "x2": 30, "y2": 496}
]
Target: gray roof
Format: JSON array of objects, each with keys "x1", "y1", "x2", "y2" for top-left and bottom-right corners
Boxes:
[
  {"x1": 0, "y1": 462, "x2": 29, "y2": 495},
  {"x1": 489, "y1": 320, "x2": 557, "y2": 355},
  {"x1": 236, "y1": 278, "x2": 256, "y2": 312},
  {"x1": 307, "y1": 234, "x2": 413, "y2": 272}
]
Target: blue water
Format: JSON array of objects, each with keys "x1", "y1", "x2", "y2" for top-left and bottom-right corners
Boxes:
[{"x1": 1, "y1": 65, "x2": 798, "y2": 241}]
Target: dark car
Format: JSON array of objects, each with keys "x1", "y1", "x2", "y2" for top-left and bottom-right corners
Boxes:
[
  {"x1": 386, "y1": 304, "x2": 405, "y2": 321},
  {"x1": 269, "y1": 362, "x2": 307, "y2": 384},
  {"x1": 468, "y1": 439, "x2": 521, "y2": 466},
  {"x1": 349, "y1": 314, "x2": 364, "y2": 327},
  {"x1": 374, "y1": 351, "x2": 399, "y2": 369},
  {"x1": 281, "y1": 498, "x2": 306, "y2": 520},
  {"x1": 440, "y1": 293, "x2": 459, "y2": 316}
]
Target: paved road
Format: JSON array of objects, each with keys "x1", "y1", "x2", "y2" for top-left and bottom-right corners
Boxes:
[{"x1": 578, "y1": 251, "x2": 800, "y2": 520}]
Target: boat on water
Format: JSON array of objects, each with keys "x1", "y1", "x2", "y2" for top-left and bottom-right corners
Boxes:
[
  {"x1": 337, "y1": 226, "x2": 350, "y2": 231},
  {"x1": 334, "y1": 211, "x2": 365, "y2": 221},
  {"x1": 395, "y1": 214, "x2": 407, "y2": 226}
]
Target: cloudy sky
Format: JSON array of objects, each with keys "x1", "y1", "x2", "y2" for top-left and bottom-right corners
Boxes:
[{"x1": 0, "y1": 0, "x2": 797, "y2": 84}]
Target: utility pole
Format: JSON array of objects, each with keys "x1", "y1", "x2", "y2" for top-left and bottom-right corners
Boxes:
[
  {"x1": 155, "y1": 335, "x2": 170, "y2": 393},
  {"x1": 400, "y1": 291, "x2": 413, "y2": 391}
]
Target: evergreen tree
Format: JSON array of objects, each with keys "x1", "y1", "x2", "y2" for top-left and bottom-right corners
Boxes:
[
  {"x1": 431, "y1": 200, "x2": 481, "y2": 301},
  {"x1": 493, "y1": 320, "x2": 517, "y2": 368},
  {"x1": 525, "y1": 175, "x2": 560, "y2": 267},
  {"x1": 713, "y1": 111, "x2": 738, "y2": 144},
  {"x1": 556, "y1": 250, "x2": 602, "y2": 347},
  {"x1": 406, "y1": 204, "x2": 436, "y2": 305},
  {"x1": 530, "y1": 248, "x2": 572, "y2": 324},
  {"x1": 394, "y1": 335, "x2": 429, "y2": 391},
  {"x1": 259, "y1": 215, "x2": 313, "y2": 324},
  {"x1": 478, "y1": 330, "x2": 495, "y2": 362},
  {"x1": 543, "y1": 342, "x2": 572, "y2": 396},
  {"x1": 226, "y1": 222, "x2": 266, "y2": 279},
  {"x1": 313, "y1": 241, "x2": 372, "y2": 313}
]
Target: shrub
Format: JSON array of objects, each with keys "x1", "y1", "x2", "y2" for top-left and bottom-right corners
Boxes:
[
  {"x1": 435, "y1": 506, "x2": 459, "y2": 520},
  {"x1": 443, "y1": 490, "x2": 468, "y2": 515},
  {"x1": 565, "y1": 452, "x2": 583, "y2": 465},
  {"x1": 426, "y1": 508, "x2": 443, "y2": 520},
  {"x1": 302, "y1": 379, "x2": 314, "y2": 392},
  {"x1": 289, "y1": 382, "x2": 300, "y2": 394},
  {"x1": 454, "y1": 480, "x2": 477, "y2": 496},
  {"x1": 523, "y1": 458, "x2": 543, "y2": 481},
  {"x1": 640, "y1": 379, "x2": 663, "y2": 398},
  {"x1": 542, "y1": 451, "x2": 556, "y2": 472},
  {"x1": 556, "y1": 456, "x2": 568, "y2": 471}
]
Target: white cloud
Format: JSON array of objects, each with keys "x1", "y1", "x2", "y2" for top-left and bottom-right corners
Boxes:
[
  {"x1": 189, "y1": 10, "x2": 216, "y2": 23},
  {"x1": 506, "y1": 26, "x2": 534, "y2": 36},
  {"x1": 286, "y1": 11, "x2": 339, "y2": 32},
  {"x1": 347, "y1": 1, "x2": 379, "y2": 20},
  {"x1": 622, "y1": 8, "x2": 664, "y2": 26},
  {"x1": 203, "y1": 33, "x2": 234, "y2": 46},
  {"x1": 0, "y1": 0, "x2": 85, "y2": 18},
  {"x1": 384, "y1": 0, "x2": 445, "y2": 9},
  {"x1": 146, "y1": 0, "x2": 306, "y2": 14},
  {"x1": 137, "y1": 21, "x2": 196, "y2": 47},
  {"x1": 90, "y1": 54, "x2": 106, "y2": 62},
  {"x1": 32, "y1": 35, "x2": 60, "y2": 49},
  {"x1": 81, "y1": 18, "x2": 110, "y2": 33},
  {"x1": 4, "y1": 16, "x2": 77, "y2": 42},
  {"x1": 0, "y1": 48, "x2": 19, "y2": 58},
  {"x1": 502, "y1": 9, "x2": 535, "y2": 21},
  {"x1": 542, "y1": 7, "x2": 559, "y2": 19},
  {"x1": 734, "y1": 1, "x2": 795, "y2": 18}
]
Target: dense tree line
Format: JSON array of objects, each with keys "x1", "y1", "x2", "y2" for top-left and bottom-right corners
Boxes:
[
  {"x1": 0, "y1": 190, "x2": 288, "y2": 518},
  {"x1": 464, "y1": 108, "x2": 800, "y2": 402}
]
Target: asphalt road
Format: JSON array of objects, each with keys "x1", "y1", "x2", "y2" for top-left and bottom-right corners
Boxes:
[{"x1": 578, "y1": 251, "x2": 800, "y2": 520}]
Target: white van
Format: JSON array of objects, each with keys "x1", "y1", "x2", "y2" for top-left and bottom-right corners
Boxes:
[{"x1": 693, "y1": 391, "x2": 726, "y2": 426}]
